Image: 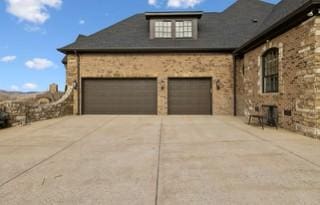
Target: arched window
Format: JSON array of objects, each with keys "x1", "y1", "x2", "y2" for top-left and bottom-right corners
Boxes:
[{"x1": 262, "y1": 48, "x2": 279, "y2": 93}]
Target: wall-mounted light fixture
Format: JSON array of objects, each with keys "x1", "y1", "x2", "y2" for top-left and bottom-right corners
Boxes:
[
  {"x1": 161, "y1": 79, "x2": 165, "y2": 90},
  {"x1": 73, "y1": 80, "x2": 78, "y2": 90},
  {"x1": 242, "y1": 64, "x2": 245, "y2": 75},
  {"x1": 307, "y1": 11, "x2": 314, "y2": 17},
  {"x1": 216, "y1": 79, "x2": 221, "y2": 90}
]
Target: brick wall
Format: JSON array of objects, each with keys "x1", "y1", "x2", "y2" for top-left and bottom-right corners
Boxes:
[
  {"x1": 315, "y1": 18, "x2": 320, "y2": 137},
  {"x1": 237, "y1": 16, "x2": 320, "y2": 138},
  {"x1": 66, "y1": 53, "x2": 234, "y2": 115}
]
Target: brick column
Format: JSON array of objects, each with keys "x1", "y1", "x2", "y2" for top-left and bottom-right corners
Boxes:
[
  {"x1": 158, "y1": 77, "x2": 167, "y2": 115},
  {"x1": 66, "y1": 54, "x2": 78, "y2": 115}
]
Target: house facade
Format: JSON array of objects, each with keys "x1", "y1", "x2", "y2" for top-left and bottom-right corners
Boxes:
[{"x1": 59, "y1": 0, "x2": 320, "y2": 138}]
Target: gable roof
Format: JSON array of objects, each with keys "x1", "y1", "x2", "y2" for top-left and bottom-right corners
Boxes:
[
  {"x1": 58, "y1": 0, "x2": 274, "y2": 53},
  {"x1": 257, "y1": 0, "x2": 309, "y2": 33},
  {"x1": 216, "y1": 0, "x2": 274, "y2": 48},
  {"x1": 58, "y1": 0, "x2": 320, "y2": 55},
  {"x1": 235, "y1": 0, "x2": 319, "y2": 54}
]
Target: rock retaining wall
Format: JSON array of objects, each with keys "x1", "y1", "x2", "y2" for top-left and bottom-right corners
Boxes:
[{"x1": 0, "y1": 86, "x2": 73, "y2": 127}]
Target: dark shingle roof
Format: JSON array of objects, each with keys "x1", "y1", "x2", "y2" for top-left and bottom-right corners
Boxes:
[
  {"x1": 59, "y1": 0, "x2": 318, "y2": 54},
  {"x1": 58, "y1": 0, "x2": 274, "y2": 53},
  {"x1": 214, "y1": 0, "x2": 274, "y2": 48},
  {"x1": 256, "y1": 0, "x2": 309, "y2": 34},
  {"x1": 236, "y1": 0, "x2": 317, "y2": 54}
]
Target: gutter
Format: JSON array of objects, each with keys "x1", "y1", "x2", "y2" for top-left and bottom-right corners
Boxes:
[{"x1": 57, "y1": 47, "x2": 236, "y2": 54}]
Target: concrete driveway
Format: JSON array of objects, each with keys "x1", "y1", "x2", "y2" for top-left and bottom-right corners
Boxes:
[{"x1": 0, "y1": 116, "x2": 319, "y2": 205}]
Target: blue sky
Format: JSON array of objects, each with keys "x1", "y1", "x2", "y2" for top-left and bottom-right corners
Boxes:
[{"x1": 0, "y1": 0, "x2": 280, "y2": 92}]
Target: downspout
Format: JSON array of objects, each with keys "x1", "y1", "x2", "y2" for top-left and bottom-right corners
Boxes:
[
  {"x1": 233, "y1": 55, "x2": 237, "y2": 116},
  {"x1": 74, "y1": 50, "x2": 80, "y2": 115}
]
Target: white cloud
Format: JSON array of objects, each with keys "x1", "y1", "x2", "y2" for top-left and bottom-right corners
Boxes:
[
  {"x1": 10, "y1": 85, "x2": 20, "y2": 91},
  {"x1": 148, "y1": 0, "x2": 157, "y2": 6},
  {"x1": 22, "y1": 83, "x2": 38, "y2": 90},
  {"x1": 0, "y1": 55, "x2": 16, "y2": 63},
  {"x1": 5, "y1": 0, "x2": 62, "y2": 24},
  {"x1": 79, "y1": 19, "x2": 85, "y2": 25},
  {"x1": 25, "y1": 58, "x2": 54, "y2": 70},
  {"x1": 167, "y1": 0, "x2": 203, "y2": 8},
  {"x1": 10, "y1": 83, "x2": 39, "y2": 91}
]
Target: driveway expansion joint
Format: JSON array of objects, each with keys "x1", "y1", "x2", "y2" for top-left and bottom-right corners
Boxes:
[{"x1": 154, "y1": 117, "x2": 163, "y2": 205}]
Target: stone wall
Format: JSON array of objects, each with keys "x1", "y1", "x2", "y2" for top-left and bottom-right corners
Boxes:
[
  {"x1": 315, "y1": 18, "x2": 320, "y2": 138},
  {"x1": 235, "y1": 58, "x2": 245, "y2": 116},
  {"x1": 0, "y1": 87, "x2": 73, "y2": 127},
  {"x1": 237, "y1": 16, "x2": 320, "y2": 138},
  {"x1": 66, "y1": 53, "x2": 234, "y2": 115}
]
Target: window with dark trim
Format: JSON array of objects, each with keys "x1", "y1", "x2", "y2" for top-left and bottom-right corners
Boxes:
[
  {"x1": 154, "y1": 21, "x2": 172, "y2": 38},
  {"x1": 262, "y1": 48, "x2": 279, "y2": 93},
  {"x1": 152, "y1": 19, "x2": 196, "y2": 39},
  {"x1": 175, "y1": 20, "x2": 193, "y2": 38}
]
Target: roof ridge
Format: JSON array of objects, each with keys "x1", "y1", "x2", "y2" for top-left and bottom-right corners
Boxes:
[
  {"x1": 259, "y1": 0, "x2": 276, "y2": 6},
  {"x1": 223, "y1": 0, "x2": 275, "y2": 13}
]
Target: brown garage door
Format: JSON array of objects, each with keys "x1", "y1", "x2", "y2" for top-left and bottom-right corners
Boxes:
[
  {"x1": 82, "y1": 79, "x2": 157, "y2": 114},
  {"x1": 168, "y1": 78, "x2": 212, "y2": 115}
]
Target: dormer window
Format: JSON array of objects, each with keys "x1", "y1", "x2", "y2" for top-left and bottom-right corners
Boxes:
[
  {"x1": 175, "y1": 20, "x2": 193, "y2": 38},
  {"x1": 153, "y1": 20, "x2": 193, "y2": 39},
  {"x1": 145, "y1": 11, "x2": 202, "y2": 40},
  {"x1": 155, "y1": 21, "x2": 172, "y2": 38}
]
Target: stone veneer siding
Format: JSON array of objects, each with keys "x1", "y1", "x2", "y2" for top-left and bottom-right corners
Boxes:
[
  {"x1": 236, "y1": 16, "x2": 320, "y2": 138},
  {"x1": 66, "y1": 53, "x2": 234, "y2": 115},
  {"x1": 235, "y1": 58, "x2": 245, "y2": 116}
]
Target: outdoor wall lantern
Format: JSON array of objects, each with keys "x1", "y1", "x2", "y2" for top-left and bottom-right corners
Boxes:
[
  {"x1": 216, "y1": 79, "x2": 221, "y2": 90},
  {"x1": 307, "y1": 11, "x2": 314, "y2": 17},
  {"x1": 73, "y1": 80, "x2": 78, "y2": 90},
  {"x1": 161, "y1": 79, "x2": 165, "y2": 90}
]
